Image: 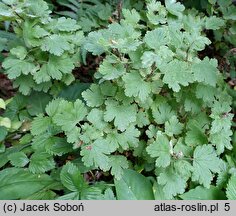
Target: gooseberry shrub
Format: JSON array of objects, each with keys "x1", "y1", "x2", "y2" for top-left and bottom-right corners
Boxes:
[{"x1": 0, "y1": 0, "x2": 235, "y2": 200}]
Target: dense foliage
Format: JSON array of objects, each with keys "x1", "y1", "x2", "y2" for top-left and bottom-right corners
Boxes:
[{"x1": 0, "y1": 0, "x2": 235, "y2": 200}]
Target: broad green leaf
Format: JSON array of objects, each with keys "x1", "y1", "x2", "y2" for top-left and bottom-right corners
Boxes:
[
  {"x1": 174, "y1": 160, "x2": 193, "y2": 179},
  {"x1": 210, "y1": 130, "x2": 233, "y2": 155},
  {"x1": 32, "y1": 25, "x2": 49, "y2": 38},
  {"x1": 185, "y1": 120, "x2": 208, "y2": 146},
  {"x1": 60, "y1": 162, "x2": 87, "y2": 192},
  {"x1": 151, "y1": 102, "x2": 175, "y2": 124},
  {"x1": 110, "y1": 155, "x2": 129, "y2": 180},
  {"x1": 10, "y1": 46, "x2": 27, "y2": 60},
  {"x1": 226, "y1": 176, "x2": 236, "y2": 200},
  {"x1": 41, "y1": 35, "x2": 71, "y2": 56},
  {"x1": 27, "y1": 92, "x2": 52, "y2": 116},
  {"x1": 106, "y1": 125, "x2": 140, "y2": 150},
  {"x1": 165, "y1": 115, "x2": 183, "y2": 136},
  {"x1": 0, "y1": 2, "x2": 14, "y2": 18},
  {"x1": 54, "y1": 17, "x2": 80, "y2": 32},
  {"x1": 35, "y1": 55, "x2": 74, "y2": 83},
  {"x1": 0, "y1": 98, "x2": 6, "y2": 109},
  {"x1": 165, "y1": 0, "x2": 185, "y2": 17},
  {"x1": 0, "y1": 117, "x2": 11, "y2": 128},
  {"x1": 192, "y1": 145, "x2": 221, "y2": 188},
  {"x1": 81, "y1": 139, "x2": 112, "y2": 171},
  {"x1": 27, "y1": 0, "x2": 50, "y2": 17},
  {"x1": 144, "y1": 28, "x2": 169, "y2": 50},
  {"x1": 29, "y1": 152, "x2": 55, "y2": 174},
  {"x1": 87, "y1": 109, "x2": 108, "y2": 130},
  {"x1": 195, "y1": 84, "x2": 218, "y2": 104},
  {"x1": 153, "y1": 181, "x2": 170, "y2": 200},
  {"x1": 115, "y1": 169, "x2": 154, "y2": 200},
  {"x1": 25, "y1": 190, "x2": 57, "y2": 200},
  {"x1": 31, "y1": 115, "x2": 51, "y2": 136},
  {"x1": 13, "y1": 75, "x2": 34, "y2": 95},
  {"x1": 192, "y1": 58, "x2": 218, "y2": 87},
  {"x1": 52, "y1": 99, "x2": 87, "y2": 131},
  {"x1": 205, "y1": 16, "x2": 225, "y2": 30},
  {"x1": 45, "y1": 137, "x2": 73, "y2": 156},
  {"x1": 98, "y1": 58, "x2": 125, "y2": 80},
  {"x1": 122, "y1": 9, "x2": 140, "y2": 25},
  {"x1": 123, "y1": 71, "x2": 151, "y2": 102},
  {"x1": 0, "y1": 168, "x2": 55, "y2": 200},
  {"x1": 82, "y1": 84, "x2": 104, "y2": 107},
  {"x1": 84, "y1": 31, "x2": 106, "y2": 55},
  {"x1": 180, "y1": 186, "x2": 226, "y2": 200},
  {"x1": 0, "y1": 126, "x2": 8, "y2": 142},
  {"x1": 104, "y1": 100, "x2": 137, "y2": 132},
  {"x1": 146, "y1": 133, "x2": 171, "y2": 168},
  {"x1": 59, "y1": 82, "x2": 90, "y2": 101},
  {"x1": 3, "y1": 58, "x2": 36, "y2": 79},
  {"x1": 158, "y1": 167, "x2": 186, "y2": 199},
  {"x1": 162, "y1": 60, "x2": 194, "y2": 92},
  {"x1": 8, "y1": 152, "x2": 29, "y2": 167}
]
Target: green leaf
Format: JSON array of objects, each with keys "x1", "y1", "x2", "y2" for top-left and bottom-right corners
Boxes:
[
  {"x1": 0, "y1": 168, "x2": 55, "y2": 199},
  {"x1": 162, "y1": 60, "x2": 193, "y2": 92},
  {"x1": 60, "y1": 162, "x2": 87, "y2": 192},
  {"x1": 226, "y1": 176, "x2": 236, "y2": 200},
  {"x1": 144, "y1": 28, "x2": 169, "y2": 50},
  {"x1": 174, "y1": 160, "x2": 193, "y2": 179},
  {"x1": 165, "y1": 115, "x2": 183, "y2": 136},
  {"x1": 81, "y1": 139, "x2": 112, "y2": 171},
  {"x1": 0, "y1": 98, "x2": 6, "y2": 109},
  {"x1": 27, "y1": 92, "x2": 52, "y2": 116},
  {"x1": 165, "y1": 0, "x2": 185, "y2": 17},
  {"x1": 0, "y1": 2, "x2": 14, "y2": 18},
  {"x1": 123, "y1": 71, "x2": 152, "y2": 102},
  {"x1": 10, "y1": 46, "x2": 27, "y2": 60},
  {"x1": 151, "y1": 102, "x2": 175, "y2": 124},
  {"x1": 84, "y1": 31, "x2": 106, "y2": 55},
  {"x1": 87, "y1": 109, "x2": 108, "y2": 130},
  {"x1": 106, "y1": 125, "x2": 140, "y2": 150},
  {"x1": 180, "y1": 186, "x2": 226, "y2": 200},
  {"x1": 0, "y1": 126, "x2": 8, "y2": 142},
  {"x1": 104, "y1": 100, "x2": 137, "y2": 132},
  {"x1": 82, "y1": 84, "x2": 104, "y2": 107},
  {"x1": 110, "y1": 155, "x2": 129, "y2": 180},
  {"x1": 192, "y1": 58, "x2": 218, "y2": 87},
  {"x1": 45, "y1": 137, "x2": 73, "y2": 156},
  {"x1": 185, "y1": 119, "x2": 208, "y2": 146},
  {"x1": 146, "y1": 133, "x2": 171, "y2": 168},
  {"x1": 35, "y1": 55, "x2": 74, "y2": 83},
  {"x1": 54, "y1": 17, "x2": 80, "y2": 32},
  {"x1": 158, "y1": 167, "x2": 186, "y2": 199},
  {"x1": 3, "y1": 58, "x2": 36, "y2": 79},
  {"x1": 25, "y1": 190, "x2": 57, "y2": 200},
  {"x1": 52, "y1": 99, "x2": 87, "y2": 131},
  {"x1": 27, "y1": 0, "x2": 50, "y2": 17},
  {"x1": 192, "y1": 145, "x2": 221, "y2": 188},
  {"x1": 115, "y1": 169, "x2": 154, "y2": 200},
  {"x1": 59, "y1": 82, "x2": 90, "y2": 101},
  {"x1": 195, "y1": 84, "x2": 218, "y2": 104},
  {"x1": 8, "y1": 152, "x2": 29, "y2": 167},
  {"x1": 205, "y1": 16, "x2": 225, "y2": 30},
  {"x1": 122, "y1": 9, "x2": 140, "y2": 25},
  {"x1": 41, "y1": 35, "x2": 71, "y2": 56},
  {"x1": 32, "y1": 25, "x2": 49, "y2": 38},
  {"x1": 98, "y1": 58, "x2": 125, "y2": 80},
  {"x1": 153, "y1": 181, "x2": 170, "y2": 200},
  {"x1": 31, "y1": 115, "x2": 51, "y2": 136},
  {"x1": 29, "y1": 152, "x2": 55, "y2": 174}
]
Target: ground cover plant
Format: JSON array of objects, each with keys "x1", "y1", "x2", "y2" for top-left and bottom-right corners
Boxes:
[{"x1": 0, "y1": 0, "x2": 235, "y2": 200}]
